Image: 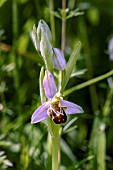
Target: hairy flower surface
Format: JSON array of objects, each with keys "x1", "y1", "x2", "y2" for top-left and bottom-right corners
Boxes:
[{"x1": 31, "y1": 71, "x2": 83, "y2": 124}]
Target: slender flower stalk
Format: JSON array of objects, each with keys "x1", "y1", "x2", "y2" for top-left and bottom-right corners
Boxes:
[{"x1": 51, "y1": 124, "x2": 60, "y2": 170}]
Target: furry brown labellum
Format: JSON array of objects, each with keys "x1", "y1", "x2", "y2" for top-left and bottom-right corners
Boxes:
[{"x1": 47, "y1": 103, "x2": 67, "y2": 124}]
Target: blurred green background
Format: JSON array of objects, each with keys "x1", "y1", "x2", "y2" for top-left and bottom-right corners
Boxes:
[{"x1": 0, "y1": 0, "x2": 113, "y2": 170}]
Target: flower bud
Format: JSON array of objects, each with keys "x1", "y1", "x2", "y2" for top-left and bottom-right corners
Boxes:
[
  {"x1": 37, "y1": 20, "x2": 52, "y2": 43},
  {"x1": 40, "y1": 27, "x2": 53, "y2": 72},
  {"x1": 53, "y1": 48, "x2": 66, "y2": 70}
]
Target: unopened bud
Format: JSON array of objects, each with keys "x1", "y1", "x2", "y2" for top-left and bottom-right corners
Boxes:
[
  {"x1": 40, "y1": 27, "x2": 53, "y2": 72},
  {"x1": 37, "y1": 20, "x2": 52, "y2": 43},
  {"x1": 53, "y1": 48, "x2": 66, "y2": 70}
]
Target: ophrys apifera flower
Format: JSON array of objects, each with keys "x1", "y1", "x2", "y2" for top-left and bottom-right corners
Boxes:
[{"x1": 31, "y1": 71, "x2": 83, "y2": 124}]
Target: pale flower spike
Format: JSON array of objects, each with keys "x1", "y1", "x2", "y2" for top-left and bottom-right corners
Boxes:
[{"x1": 31, "y1": 71, "x2": 83, "y2": 124}]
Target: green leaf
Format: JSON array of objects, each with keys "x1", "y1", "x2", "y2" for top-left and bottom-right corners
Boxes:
[
  {"x1": 67, "y1": 10, "x2": 84, "y2": 20},
  {"x1": 0, "y1": 0, "x2": 7, "y2": 7},
  {"x1": 88, "y1": 116, "x2": 106, "y2": 170},
  {"x1": 103, "y1": 77, "x2": 113, "y2": 117},
  {"x1": 60, "y1": 138, "x2": 76, "y2": 162},
  {"x1": 50, "y1": 11, "x2": 62, "y2": 19},
  {"x1": 63, "y1": 117, "x2": 78, "y2": 132},
  {"x1": 61, "y1": 41, "x2": 81, "y2": 92},
  {"x1": 97, "y1": 130, "x2": 106, "y2": 170},
  {"x1": 70, "y1": 68, "x2": 87, "y2": 78},
  {"x1": 63, "y1": 125, "x2": 77, "y2": 134},
  {"x1": 64, "y1": 69, "x2": 113, "y2": 96},
  {"x1": 67, "y1": 155, "x2": 95, "y2": 170}
]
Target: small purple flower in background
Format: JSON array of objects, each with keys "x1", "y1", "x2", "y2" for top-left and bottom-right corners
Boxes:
[{"x1": 31, "y1": 71, "x2": 83, "y2": 124}]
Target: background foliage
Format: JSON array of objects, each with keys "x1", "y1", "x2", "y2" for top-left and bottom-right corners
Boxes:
[{"x1": 0, "y1": 0, "x2": 113, "y2": 170}]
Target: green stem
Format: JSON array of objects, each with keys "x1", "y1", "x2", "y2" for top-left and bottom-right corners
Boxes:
[
  {"x1": 12, "y1": 0, "x2": 18, "y2": 46},
  {"x1": 103, "y1": 78, "x2": 113, "y2": 117},
  {"x1": 59, "y1": 0, "x2": 66, "y2": 92},
  {"x1": 12, "y1": 0, "x2": 19, "y2": 87},
  {"x1": 64, "y1": 70, "x2": 113, "y2": 96},
  {"x1": 51, "y1": 124, "x2": 60, "y2": 170},
  {"x1": 12, "y1": 0, "x2": 19, "y2": 90},
  {"x1": 47, "y1": 132, "x2": 52, "y2": 170},
  {"x1": 49, "y1": 0, "x2": 56, "y2": 46},
  {"x1": 61, "y1": 0, "x2": 66, "y2": 54},
  {"x1": 12, "y1": 0, "x2": 21, "y2": 113}
]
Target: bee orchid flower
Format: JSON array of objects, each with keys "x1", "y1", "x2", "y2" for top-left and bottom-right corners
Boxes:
[{"x1": 31, "y1": 71, "x2": 83, "y2": 124}]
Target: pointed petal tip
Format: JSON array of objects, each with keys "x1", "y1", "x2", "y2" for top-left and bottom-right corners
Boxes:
[
  {"x1": 31, "y1": 116, "x2": 37, "y2": 124},
  {"x1": 31, "y1": 114, "x2": 48, "y2": 124},
  {"x1": 78, "y1": 107, "x2": 84, "y2": 113},
  {"x1": 31, "y1": 120, "x2": 35, "y2": 124},
  {"x1": 76, "y1": 105, "x2": 84, "y2": 113}
]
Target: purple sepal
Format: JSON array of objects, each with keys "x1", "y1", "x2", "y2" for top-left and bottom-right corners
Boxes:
[
  {"x1": 31, "y1": 102, "x2": 50, "y2": 123},
  {"x1": 43, "y1": 71, "x2": 57, "y2": 99},
  {"x1": 53, "y1": 48, "x2": 66, "y2": 70},
  {"x1": 60, "y1": 99, "x2": 83, "y2": 114}
]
